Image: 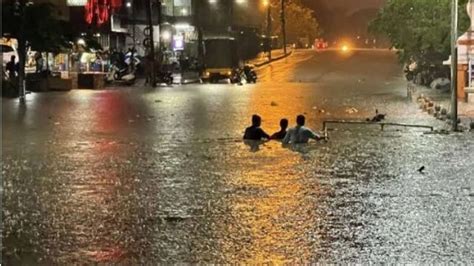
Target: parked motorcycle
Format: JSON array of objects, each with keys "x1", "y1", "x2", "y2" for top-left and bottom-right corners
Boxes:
[
  {"x1": 243, "y1": 65, "x2": 257, "y2": 83},
  {"x1": 230, "y1": 68, "x2": 243, "y2": 84},
  {"x1": 230, "y1": 65, "x2": 258, "y2": 84},
  {"x1": 105, "y1": 64, "x2": 136, "y2": 85},
  {"x1": 156, "y1": 70, "x2": 174, "y2": 86}
]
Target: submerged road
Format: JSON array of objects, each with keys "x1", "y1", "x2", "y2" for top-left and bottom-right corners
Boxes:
[{"x1": 2, "y1": 50, "x2": 473, "y2": 264}]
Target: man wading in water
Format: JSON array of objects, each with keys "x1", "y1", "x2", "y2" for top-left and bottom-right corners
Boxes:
[
  {"x1": 243, "y1": 115, "x2": 270, "y2": 140},
  {"x1": 283, "y1": 115, "x2": 324, "y2": 144}
]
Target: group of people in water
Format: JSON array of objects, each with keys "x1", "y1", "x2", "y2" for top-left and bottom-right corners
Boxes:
[{"x1": 243, "y1": 114, "x2": 326, "y2": 144}]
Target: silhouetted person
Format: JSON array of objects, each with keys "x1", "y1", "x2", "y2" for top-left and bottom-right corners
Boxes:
[
  {"x1": 271, "y1": 118, "x2": 289, "y2": 140},
  {"x1": 243, "y1": 114, "x2": 270, "y2": 140},
  {"x1": 283, "y1": 115, "x2": 323, "y2": 144},
  {"x1": 6, "y1": 55, "x2": 17, "y2": 80},
  {"x1": 144, "y1": 54, "x2": 153, "y2": 85},
  {"x1": 35, "y1": 52, "x2": 43, "y2": 73}
]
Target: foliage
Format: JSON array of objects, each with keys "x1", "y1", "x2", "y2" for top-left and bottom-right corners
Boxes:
[
  {"x1": 2, "y1": 2, "x2": 73, "y2": 53},
  {"x1": 269, "y1": 0, "x2": 321, "y2": 43},
  {"x1": 370, "y1": 0, "x2": 470, "y2": 66}
]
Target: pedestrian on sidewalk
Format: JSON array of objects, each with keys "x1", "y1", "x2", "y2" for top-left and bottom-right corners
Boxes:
[
  {"x1": 283, "y1": 115, "x2": 324, "y2": 144},
  {"x1": 6, "y1": 55, "x2": 17, "y2": 80},
  {"x1": 179, "y1": 52, "x2": 189, "y2": 84},
  {"x1": 144, "y1": 54, "x2": 153, "y2": 85},
  {"x1": 243, "y1": 114, "x2": 270, "y2": 140},
  {"x1": 35, "y1": 53, "x2": 44, "y2": 73}
]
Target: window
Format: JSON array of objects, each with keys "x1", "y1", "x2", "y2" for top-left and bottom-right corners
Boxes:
[{"x1": 162, "y1": 0, "x2": 192, "y2": 17}]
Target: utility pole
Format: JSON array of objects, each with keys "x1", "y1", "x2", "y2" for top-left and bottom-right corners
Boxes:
[
  {"x1": 130, "y1": 0, "x2": 136, "y2": 72},
  {"x1": 14, "y1": 0, "x2": 27, "y2": 103},
  {"x1": 280, "y1": 0, "x2": 287, "y2": 55},
  {"x1": 229, "y1": 0, "x2": 234, "y2": 32},
  {"x1": 193, "y1": 0, "x2": 204, "y2": 73},
  {"x1": 451, "y1": 0, "x2": 459, "y2": 131},
  {"x1": 267, "y1": 3, "x2": 272, "y2": 60},
  {"x1": 145, "y1": 0, "x2": 156, "y2": 87}
]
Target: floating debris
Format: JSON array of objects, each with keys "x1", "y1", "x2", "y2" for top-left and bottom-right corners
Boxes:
[{"x1": 345, "y1": 107, "x2": 358, "y2": 114}]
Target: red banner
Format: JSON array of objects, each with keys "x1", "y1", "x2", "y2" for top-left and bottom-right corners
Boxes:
[{"x1": 85, "y1": 0, "x2": 121, "y2": 26}]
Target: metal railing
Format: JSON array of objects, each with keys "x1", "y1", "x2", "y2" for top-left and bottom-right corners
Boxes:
[{"x1": 322, "y1": 120, "x2": 434, "y2": 133}]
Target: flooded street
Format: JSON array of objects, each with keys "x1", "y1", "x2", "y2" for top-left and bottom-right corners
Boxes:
[{"x1": 2, "y1": 50, "x2": 473, "y2": 264}]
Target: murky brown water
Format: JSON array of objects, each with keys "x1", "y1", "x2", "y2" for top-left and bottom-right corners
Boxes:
[{"x1": 2, "y1": 50, "x2": 473, "y2": 264}]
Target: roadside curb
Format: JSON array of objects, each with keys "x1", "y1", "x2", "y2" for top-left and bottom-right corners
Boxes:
[
  {"x1": 170, "y1": 52, "x2": 294, "y2": 84},
  {"x1": 407, "y1": 82, "x2": 474, "y2": 131},
  {"x1": 253, "y1": 51, "x2": 293, "y2": 68}
]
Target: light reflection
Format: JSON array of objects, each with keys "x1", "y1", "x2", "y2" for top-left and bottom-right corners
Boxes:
[{"x1": 217, "y1": 143, "x2": 319, "y2": 263}]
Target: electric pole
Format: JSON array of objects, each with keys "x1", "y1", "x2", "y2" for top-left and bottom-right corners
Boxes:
[
  {"x1": 14, "y1": 0, "x2": 27, "y2": 102},
  {"x1": 280, "y1": 0, "x2": 287, "y2": 55},
  {"x1": 229, "y1": 0, "x2": 234, "y2": 32},
  {"x1": 145, "y1": 0, "x2": 156, "y2": 87},
  {"x1": 130, "y1": 0, "x2": 136, "y2": 72},
  {"x1": 451, "y1": 0, "x2": 459, "y2": 131}
]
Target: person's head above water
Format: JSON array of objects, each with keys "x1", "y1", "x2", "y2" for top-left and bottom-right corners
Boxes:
[
  {"x1": 296, "y1": 115, "x2": 305, "y2": 126},
  {"x1": 280, "y1": 118, "x2": 289, "y2": 129},
  {"x1": 252, "y1": 114, "x2": 262, "y2": 127}
]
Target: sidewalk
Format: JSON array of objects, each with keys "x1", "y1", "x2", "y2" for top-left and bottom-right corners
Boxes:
[
  {"x1": 408, "y1": 83, "x2": 474, "y2": 130},
  {"x1": 172, "y1": 48, "x2": 293, "y2": 84},
  {"x1": 248, "y1": 48, "x2": 293, "y2": 67}
]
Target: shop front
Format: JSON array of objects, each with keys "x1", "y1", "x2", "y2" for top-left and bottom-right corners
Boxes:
[{"x1": 159, "y1": 23, "x2": 198, "y2": 73}]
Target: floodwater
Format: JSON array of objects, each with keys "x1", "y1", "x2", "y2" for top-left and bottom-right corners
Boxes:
[{"x1": 2, "y1": 50, "x2": 473, "y2": 264}]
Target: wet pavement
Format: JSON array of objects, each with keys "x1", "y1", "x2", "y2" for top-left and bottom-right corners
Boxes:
[{"x1": 2, "y1": 50, "x2": 473, "y2": 264}]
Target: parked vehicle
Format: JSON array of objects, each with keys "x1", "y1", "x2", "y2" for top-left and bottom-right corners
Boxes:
[
  {"x1": 105, "y1": 54, "x2": 140, "y2": 86},
  {"x1": 404, "y1": 60, "x2": 450, "y2": 87},
  {"x1": 201, "y1": 37, "x2": 238, "y2": 83},
  {"x1": 314, "y1": 38, "x2": 328, "y2": 50},
  {"x1": 156, "y1": 70, "x2": 173, "y2": 86},
  {"x1": 229, "y1": 64, "x2": 258, "y2": 84},
  {"x1": 242, "y1": 64, "x2": 257, "y2": 83},
  {"x1": 105, "y1": 64, "x2": 136, "y2": 85}
]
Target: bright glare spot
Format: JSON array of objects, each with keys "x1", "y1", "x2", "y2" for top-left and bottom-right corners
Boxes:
[
  {"x1": 209, "y1": 0, "x2": 217, "y2": 3},
  {"x1": 236, "y1": 0, "x2": 246, "y2": 4},
  {"x1": 126, "y1": 2, "x2": 131, "y2": 7},
  {"x1": 174, "y1": 23, "x2": 191, "y2": 30},
  {"x1": 77, "y1": 38, "x2": 86, "y2": 46},
  {"x1": 342, "y1": 45, "x2": 349, "y2": 52},
  {"x1": 162, "y1": 31, "x2": 171, "y2": 40}
]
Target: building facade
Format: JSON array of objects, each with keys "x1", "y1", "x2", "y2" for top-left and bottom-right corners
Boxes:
[{"x1": 62, "y1": 0, "x2": 265, "y2": 64}]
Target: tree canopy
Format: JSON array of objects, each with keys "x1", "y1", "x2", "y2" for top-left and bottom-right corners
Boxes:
[
  {"x1": 269, "y1": 0, "x2": 321, "y2": 43},
  {"x1": 2, "y1": 2, "x2": 73, "y2": 53},
  {"x1": 370, "y1": 0, "x2": 470, "y2": 66}
]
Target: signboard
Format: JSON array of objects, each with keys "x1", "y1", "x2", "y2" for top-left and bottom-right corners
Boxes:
[
  {"x1": 111, "y1": 14, "x2": 128, "y2": 33},
  {"x1": 67, "y1": 0, "x2": 87, "y2": 6},
  {"x1": 173, "y1": 35, "x2": 184, "y2": 51}
]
